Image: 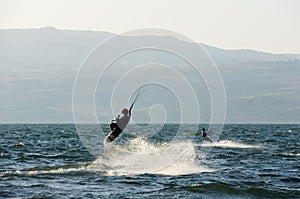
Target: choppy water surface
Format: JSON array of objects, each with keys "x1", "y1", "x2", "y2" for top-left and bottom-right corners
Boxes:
[{"x1": 0, "y1": 124, "x2": 299, "y2": 198}]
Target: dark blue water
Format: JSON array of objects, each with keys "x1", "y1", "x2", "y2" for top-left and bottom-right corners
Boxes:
[{"x1": 1, "y1": 124, "x2": 299, "y2": 198}]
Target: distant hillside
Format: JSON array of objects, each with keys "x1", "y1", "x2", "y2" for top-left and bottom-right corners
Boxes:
[
  {"x1": 1, "y1": 27, "x2": 299, "y2": 70},
  {"x1": 0, "y1": 27, "x2": 113, "y2": 69},
  {"x1": 201, "y1": 43, "x2": 300, "y2": 65}
]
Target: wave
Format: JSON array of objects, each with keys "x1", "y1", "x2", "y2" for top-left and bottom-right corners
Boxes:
[
  {"x1": 159, "y1": 183, "x2": 295, "y2": 198},
  {"x1": 0, "y1": 163, "x2": 94, "y2": 177},
  {"x1": 89, "y1": 138, "x2": 216, "y2": 176},
  {"x1": 279, "y1": 153, "x2": 300, "y2": 157},
  {"x1": 4, "y1": 168, "x2": 89, "y2": 176}
]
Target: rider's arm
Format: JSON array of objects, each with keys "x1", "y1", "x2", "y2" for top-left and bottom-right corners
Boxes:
[{"x1": 115, "y1": 115, "x2": 120, "y2": 123}]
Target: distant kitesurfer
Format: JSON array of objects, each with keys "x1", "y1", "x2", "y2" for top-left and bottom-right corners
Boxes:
[{"x1": 202, "y1": 128, "x2": 213, "y2": 143}]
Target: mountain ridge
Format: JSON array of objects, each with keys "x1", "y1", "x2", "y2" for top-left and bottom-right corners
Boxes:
[{"x1": 1, "y1": 27, "x2": 299, "y2": 70}]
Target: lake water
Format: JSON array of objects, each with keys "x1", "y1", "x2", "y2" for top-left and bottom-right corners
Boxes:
[{"x1": 1, "y1": 124, "x2": 299, "y2": 198}]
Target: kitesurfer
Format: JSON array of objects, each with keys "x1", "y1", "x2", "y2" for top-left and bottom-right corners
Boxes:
[
  {"x1": 106, "y1": 106, "x2": 132, "y2": 143},
  {"x1": 202, "y1": 128, "x2": 213, "y2": 143},
  {"x1": 106, "y1": 89, "x2": 143, "y2": 143}
]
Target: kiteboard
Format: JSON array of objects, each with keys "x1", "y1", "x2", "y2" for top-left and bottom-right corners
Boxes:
[{"x1": 105, "y1": 126, "x2": 123, "y2": 143}]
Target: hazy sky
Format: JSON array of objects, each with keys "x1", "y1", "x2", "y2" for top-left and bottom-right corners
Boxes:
[{"x1": 1, "y1": 0, "x2": 300, "y2": 53}]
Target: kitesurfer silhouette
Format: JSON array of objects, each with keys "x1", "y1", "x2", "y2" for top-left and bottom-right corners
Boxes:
[
  {"x1": 105, "y1": 89, "x2": 143, "y2": 143},
  {"x1": 202, "y1": 128, "x2": 213, "y2": 143}
]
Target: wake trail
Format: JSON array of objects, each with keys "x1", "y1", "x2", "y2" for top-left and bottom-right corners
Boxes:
[{"x1": 199, "y1": 140, "x2": 263, "y2": 149}]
